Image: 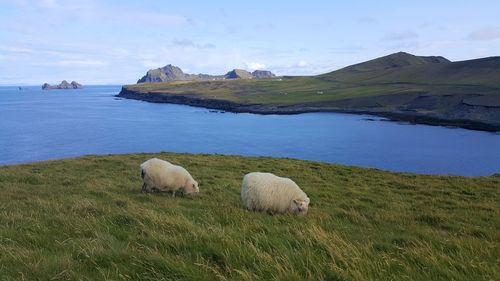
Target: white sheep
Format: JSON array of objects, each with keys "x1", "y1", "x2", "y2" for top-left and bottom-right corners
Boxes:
[
  {"x1": 140, "y1": 158, "x2": 199, "y2": 196},
  {"x1": 241, "y1": 172, "x2": 310, "y2": 215}
]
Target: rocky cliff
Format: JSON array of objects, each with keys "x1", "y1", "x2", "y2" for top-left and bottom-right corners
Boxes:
[
  {"x1": 42, "y1": 80, "x2": 82, "y2": 90},
  {"x1": 251, "y1": 70, "x2": 276, "y2": 78},
  {"x1": 137, "y1": 65, "x2": 276, "y2": 83},
  {"x1": 224, "y1": 69, "x2": 253, "y2": 79}
]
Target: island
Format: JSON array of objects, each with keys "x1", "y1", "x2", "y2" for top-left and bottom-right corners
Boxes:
[
  {"x1": 117, "y1": 52, "x2": 500, "y2": 131},
  {"x1": 42, "y1": 80, "x2": 82, "y2": 90}
]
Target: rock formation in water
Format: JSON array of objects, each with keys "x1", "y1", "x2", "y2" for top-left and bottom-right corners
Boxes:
[{"x1": 42, "y1": 80, "x2": 82, "y2": 90}]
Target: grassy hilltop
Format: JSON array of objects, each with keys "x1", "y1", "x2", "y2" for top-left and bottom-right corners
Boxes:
[
  {"x1": 0, "y1": 153, "x2": 498, "y2": 280},
  {"x1": 119, "y1": 52, "x2": 500, "y2": 131}
]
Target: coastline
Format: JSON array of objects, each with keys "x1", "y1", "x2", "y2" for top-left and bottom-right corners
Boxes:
[{"x1": 117, "y1": 87, "x2": 500, "y2": 132}]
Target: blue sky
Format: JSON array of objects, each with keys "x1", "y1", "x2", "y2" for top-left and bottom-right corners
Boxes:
[{"x1": 1, "y1": 0, "x2": 499, "y2": 85}]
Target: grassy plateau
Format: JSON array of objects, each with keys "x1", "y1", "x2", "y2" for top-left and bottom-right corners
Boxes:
[{"x1": 0, "y1": 153, "x2": 498, "y2": 280}]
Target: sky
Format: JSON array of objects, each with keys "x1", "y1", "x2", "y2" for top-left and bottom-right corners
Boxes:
[{"x1": 1, "y1": 0, "x2": 499, "y2": 85}]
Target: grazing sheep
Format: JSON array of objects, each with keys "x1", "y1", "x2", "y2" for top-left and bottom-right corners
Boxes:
[
  {"x1": 241, "y1": 172, "x2": 310, "y2": 215},
  {"x1": 140, "y1": 158, "x2": 199, "y2": 197}
]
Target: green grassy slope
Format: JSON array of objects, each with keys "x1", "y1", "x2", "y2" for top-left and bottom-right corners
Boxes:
[
  {"x1": 123, "y1": 52, "x2": 500, "y2": 106},
  {"x1": 0, "y1": 153, "x2": 498, "y2": 280},
  {"x1": 321, "y1": 52, "x2": 500, "y2": 86},
  {"x1": 124, "y1": 77, "x2": 405, "y2": 105}
]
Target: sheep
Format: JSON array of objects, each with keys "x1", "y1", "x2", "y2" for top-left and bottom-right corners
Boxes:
[
  {"x1": 241, "y1": 172, "x2": 310, "y2": 215},
  {"x1": 140, "y1": 158, "x2": 199, "y2": 197}
]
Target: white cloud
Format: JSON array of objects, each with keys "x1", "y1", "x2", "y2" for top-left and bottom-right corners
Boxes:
[
  {"x1": 11, "y1": 0, "x2": 191, "y2": 27},
  {"x1": 13, "y1": 0, "x2": 92, "y2": 12},
  {"x1": 272, "y1": 62, "x2": 338, "y2": 76},
  {"x1": 41, "y1": 0, "x2": 58, "y2": 8},
  {"x1": 142, "y1": 60, "x2": 161, "y2": 69},
  {"x1": 202, "y1": 43, "x2": 216, "y2": 49},
  {"x1": 245, "y1": 62, "x2": 266, "y2": 71},
  {"x1": 297, "y1": 60, "x2": 308, "y2": 67},
  {"x1": 466, "y1": 27, "x2": 500, "y2": 41},
  {"x1": 120, "y1": 10, "x2": 190, "y2": 26},
  {"x1": 56, "y1": 59, "x2": 108, "y2": 66},
  {"x1": 0, "y1": 54, "x2": 13, "y2": 60},
  {"x1": 383, "y1": 31, "x2": 419, "y2": 41},
  {"x1": 170, "y1": 39, "x2": 216, "y2": 49},
  {"x1": 0, "y1": 46, "x2": 33, "y2": 54},
  {"x1": 381, "y1": 31, "x2": 419, "y2": 50},
  {"x1": 328, "y1": 45, "x2": 365, "y2": 54},
  {"x1": 358, "y1": 16, "x2": 377, "y2": 24},
  {"x1": 385, "y1": 40, "x2": 420, "y2": 50}
]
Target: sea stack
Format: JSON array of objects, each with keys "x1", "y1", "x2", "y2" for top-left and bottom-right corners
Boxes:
[{"x1": 42, "y1": 80, "x2": 83, "y2": 90}]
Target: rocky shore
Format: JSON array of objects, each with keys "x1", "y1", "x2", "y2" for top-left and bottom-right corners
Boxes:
[{"x1": 117, "y1": 87, "x2": 500, "y2": 132}]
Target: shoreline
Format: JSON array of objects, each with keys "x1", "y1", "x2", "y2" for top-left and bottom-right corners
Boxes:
[
  {"x1": 1, "y1": 152, "x2": 499, "y2": 177},
  {"x1": 117, "y1": 87, "x2": 500, "y2": 132}
]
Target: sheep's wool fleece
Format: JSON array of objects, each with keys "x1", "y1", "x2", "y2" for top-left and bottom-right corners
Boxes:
[
  {"x1": 140, "y1": 158, "x2": 194, "y2": 192},
  {"x1": 241, "y1": 172, "x2": 309, "y2": 213}
]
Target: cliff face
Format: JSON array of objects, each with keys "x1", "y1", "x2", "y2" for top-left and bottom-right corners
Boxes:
[
  {"x1": 224, "y1": 69, "x2": 253, "y2": 79},
  {"x1": 42, "y1": 80, "x2": 82, "y2": 90},
  {"x1": 137, "y1": 65, "x2": 190, "y2": 83},
  {"x1": 137, "y1": 65, "x2": 276, "y2": 83},
  {"x1": 117, "y1": 86, "x2": 500, "y2": 132},
  {"x1": 252, "y1": 70, "x2": 276, "y2": 78}
]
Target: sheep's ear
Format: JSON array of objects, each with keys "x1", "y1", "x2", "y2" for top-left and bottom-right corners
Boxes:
[
  {"x1": 293, "y1": 199, "x2": 299, "y2": 205},
  {"x1": 305, "y1": 198, "x2": 310, "y2": 204}
]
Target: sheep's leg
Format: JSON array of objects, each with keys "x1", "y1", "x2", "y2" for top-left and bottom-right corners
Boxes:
[
  {"x1": 141, "y1": 183, "x2": 147, "y2": 193},
  {"x1": 172, "y1": 191, "x2": 176, "y2": 198}
]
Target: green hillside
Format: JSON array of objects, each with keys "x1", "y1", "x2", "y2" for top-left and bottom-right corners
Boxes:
[
  {"x1": 124, "y1": 52, "x2": 500, "y2": 104},
  {"x1": 119, "y1": 52, "x2": 500, "y2": 131},
  {"x1": 320, "y1": 52, "x2": 500, "y2": 85},
  {"x1": 0, "y1": 153, "x2": 498, "y2": 280}
]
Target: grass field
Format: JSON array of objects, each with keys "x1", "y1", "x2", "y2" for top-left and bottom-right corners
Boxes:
[
  {"x1": 124, "y1": 77, "x2": 410, "y2": 105},
  {"x1": 0, "y1": 153, "x2": 498, "y2": 280}
]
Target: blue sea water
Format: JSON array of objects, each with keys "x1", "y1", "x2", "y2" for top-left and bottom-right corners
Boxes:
[{"x1": 0, "y1": 85, "x2": 499, "y2": 176}]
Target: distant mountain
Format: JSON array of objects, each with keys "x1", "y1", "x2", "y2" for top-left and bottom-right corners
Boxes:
[
  {"x1": 42, "y1": 80, "x2": 82, "y2": 90},
  {"x1": 137, "y1": 65, "x2": 185, "y2": 83},
  {"x1": 320, "y1": 51, "x2": 500, "y2": 85},
  {"x1": 137, "y1": 65, "x2": 276, "y2": 83},
  {"x1": 343, "y1": 52, "x2": 450, "y2": 71},
  {"x1": 136, "y1": 65, "x2": 202, "y2": 83}
]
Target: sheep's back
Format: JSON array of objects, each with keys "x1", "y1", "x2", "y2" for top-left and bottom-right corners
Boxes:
[
  {"x1": 141, "y1": 158, "x2": 181, "y2": 191},
  {"x1": 242, "y1": 172, "x2": 304, "y2": 213},
  {"x1": 163, "y1": 165, "x2": 193, "y2": 188}
]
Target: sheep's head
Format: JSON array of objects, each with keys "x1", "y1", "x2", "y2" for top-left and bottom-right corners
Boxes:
[
  {"x1": 291, "y1": 198, "x2": 310, "y2": 215},
  {"x1": 184, "y1": 179, "x2": 199, "y2": 195}
]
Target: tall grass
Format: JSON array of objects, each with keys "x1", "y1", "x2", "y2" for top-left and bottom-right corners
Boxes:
[{"x1": 0, "y1": 153, "x2": 498, "y2": 280}]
